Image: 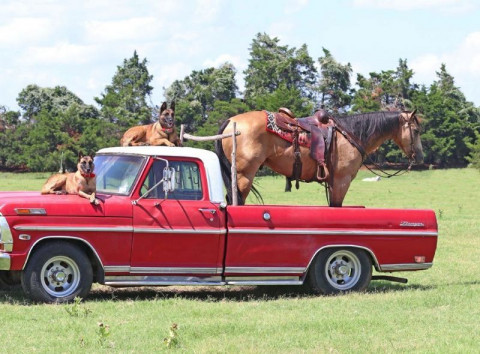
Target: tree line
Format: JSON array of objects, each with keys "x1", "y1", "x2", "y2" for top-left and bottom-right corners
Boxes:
[{"x1": 1, "y1": 33, "x2": 479, "y2": 172}]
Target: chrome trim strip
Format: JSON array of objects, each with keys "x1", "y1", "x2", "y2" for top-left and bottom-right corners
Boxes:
[
  {"x1": 131, "y1": 267, "x2": 219, "y2": 274},
  {"x1": 104, "y1": 275, "x2": 224, "y2": 286},
  {"x1": 380, "y1": 263, "x2": 433, "y2": 271},
  {"x1": 14, "y1": 225, "x2": 133, "y2": 233},
  {"x1": 104, "y1": 265, "x2": 221, "y2": 274},
  {"x1": 0, "y1": 253, "x2": 11, "y2": 270},
  {"x1": 14, "y1": 225, "x2": 227, "y2": 235},
  {"x1": 228, "y1": 228, "x2": 438, "y2": 237},
  {"x1": 225, "y1": 267, "x2": 305, "y2": 274},
  {"x1": 22, "y1": 236, "x2": 105, "y2": 270},
  {"x1": 133, "y1": 228, "x2": 227, "y2": 235},
  {"x1": 0, "y1": 212, "x2": 14, "y2": 252},
  {"x1": 104, "y1": 266, "x2": 131, "y2": 273}
]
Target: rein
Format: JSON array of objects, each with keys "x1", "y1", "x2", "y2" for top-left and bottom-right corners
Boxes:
[{"x1": 333, "y1": 115, "x2": 416, "y2": 179}]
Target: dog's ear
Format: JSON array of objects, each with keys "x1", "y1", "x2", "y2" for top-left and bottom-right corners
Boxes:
[
  {"x1": 160, "y1": 102, "x2": 167, "y2": 112},
  {"x1": 170, "y1": 101, "x2": 175, "y2": 112},
  {"x1": 78, "y1": 151, "x2": 84, "y2": 161}
]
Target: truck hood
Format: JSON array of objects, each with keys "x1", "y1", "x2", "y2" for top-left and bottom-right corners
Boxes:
[{"x1": 0, "y1": 191, "x2": 104, "y2": 217}]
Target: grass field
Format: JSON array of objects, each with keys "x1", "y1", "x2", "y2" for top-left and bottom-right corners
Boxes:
[{"x1": 0, "y1": 169, "x2": 479, "y2": 352}]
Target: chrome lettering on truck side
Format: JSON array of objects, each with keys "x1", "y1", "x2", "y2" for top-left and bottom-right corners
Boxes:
[{"x1": 400, "y1": 221, "x2": 425, "y2": 227}]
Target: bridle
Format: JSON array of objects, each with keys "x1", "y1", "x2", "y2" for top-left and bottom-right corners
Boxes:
[{"x1": 336, "y1": 111, "x2": 421, "y2": 179}]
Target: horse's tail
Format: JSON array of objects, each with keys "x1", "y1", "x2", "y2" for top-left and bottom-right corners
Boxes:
[
  {"x1": 215, "y1": 119, "x2": 240, "y2": 205},
  {"x1": 215, "y1": 119, "x2": 264, "y2": 205}
]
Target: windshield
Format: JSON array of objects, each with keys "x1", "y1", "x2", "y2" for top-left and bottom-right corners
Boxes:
[{"x1": 94, "y1": 154, "x2": 146, "y2": 195}]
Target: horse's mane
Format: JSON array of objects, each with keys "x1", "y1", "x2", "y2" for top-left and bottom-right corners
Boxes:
[{"x1": 332, "y1": 111, "x2": 401, "y2": 146}]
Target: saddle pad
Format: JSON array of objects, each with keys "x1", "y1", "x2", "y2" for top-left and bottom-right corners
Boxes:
[{"x1": 264, "y1": 111, "x2": 311, "y2": 147}]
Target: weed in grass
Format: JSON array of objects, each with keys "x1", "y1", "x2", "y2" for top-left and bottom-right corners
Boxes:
[
  {"x1": 97, "y1": 322, "x2": 112, "y2": 347},
  {"x1": 438, "y1": 209, "x2": 444, "y2": 219},
  {"x1": 64, "y1": 297, "x2": 91, "y2": 317},
  {"x1": 163, "y1": 323, "x2": 180, "y2": 349}
]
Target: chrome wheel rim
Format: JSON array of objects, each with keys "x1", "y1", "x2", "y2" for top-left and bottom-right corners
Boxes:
[
  {"x1": 40, "y1": 256, "x2": 80, "y2": 297},
  {"x1": 324, "y1": 250, "x2": 361, "y2": 290}
]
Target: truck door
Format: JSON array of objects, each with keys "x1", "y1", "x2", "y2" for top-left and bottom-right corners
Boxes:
[{"x1": 131, "y1": 158, "x2": 225, "y2": 277}]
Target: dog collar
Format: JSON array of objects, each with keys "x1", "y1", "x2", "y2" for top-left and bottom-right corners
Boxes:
[
  {"x1": 162, "y1": 127, "x2": 174, "y2": 133},
  {"x1": 81, "y1": 172, "x2": 95, "y2": 178}
]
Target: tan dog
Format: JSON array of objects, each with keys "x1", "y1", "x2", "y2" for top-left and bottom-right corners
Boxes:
[
  {"x1": 41, "y1": 154, "x2": 99, "y2": 205},
  {"x1": 120, "y1": 102, "x2": 181, "y2": 147}
]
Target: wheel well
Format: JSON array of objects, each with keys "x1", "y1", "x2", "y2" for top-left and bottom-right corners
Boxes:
[
  {"x1": 24, "y1": 237, "x2": 104, "y2": 283},
  {"x1": 305, "y1": 245, "x2": 380, "y2": 277}
]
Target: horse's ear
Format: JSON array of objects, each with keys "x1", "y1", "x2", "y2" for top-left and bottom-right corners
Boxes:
[
  {"x1": 170, "y1": 101, "x2": 175, "y2": 111},
  {"x1": 160, "y1": 102, "x2": 167, "y2": 112}
]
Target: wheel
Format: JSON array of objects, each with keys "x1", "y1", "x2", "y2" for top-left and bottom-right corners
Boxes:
[
  {"x1": 21, "y1": 241, "x2": 93, "y2": 303},
  {"x1": 307, "y1": 248, "x2": 372, "y2": 295}
]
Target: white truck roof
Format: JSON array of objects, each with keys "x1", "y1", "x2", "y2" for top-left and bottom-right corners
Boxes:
[{"x1": 97, "y1": 146, "x2": 226, "y2": 203}]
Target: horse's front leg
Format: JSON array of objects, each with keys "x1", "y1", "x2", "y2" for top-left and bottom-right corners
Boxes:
[{"x1": 328, "y1": 175, "x2": 353, "y2": 207}]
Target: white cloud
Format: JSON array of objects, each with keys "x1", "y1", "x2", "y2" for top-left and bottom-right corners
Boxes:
[
  {"x1": 284, "y1": 0, "x2": 310, "y2": 14},
  {"x1": 84, "y1": 17, "x2": 163, "y2": 43},
  {"x1": 20, "y1": 42, "x2": 98, "y2": 65},
  {"x1": 193, "y1": 0, "x2": 223, "y2": 23},
  {"x1": 412, "y1": 31, "x2": 480, "y2": 78},
  {"x1": 410, "y1": 31, "x2": 480, "y2": 102},
  {"x1": 353, "y1": 0, "x2": 475, "y2": 12},
  {"x1": 0, "y1": 17, "x2": 55, "y2": 45}
]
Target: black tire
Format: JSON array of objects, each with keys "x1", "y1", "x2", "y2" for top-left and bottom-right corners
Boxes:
[
  {"x1": 307, "y1": 248, "x2": 372, "y2": 295},
  {"x1": 21, "y1": 241, "x2": 93, "y2": 303},
  {"x1": 0, "y1": 271, "x2": 21, "y2": 289}
]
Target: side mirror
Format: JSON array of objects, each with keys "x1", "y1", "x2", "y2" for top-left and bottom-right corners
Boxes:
[
  {"x1": 162, "y1": 167, "x2": 176, "y2": 195},
  {"x1": 132, "y1": 159, "x2": 176, "y2": 205}
]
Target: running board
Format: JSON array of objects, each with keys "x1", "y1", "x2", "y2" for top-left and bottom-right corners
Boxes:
[
  {"x1": 105, "y1": 275, "x2": 225, "y2": 287},
  {"x1": 104, "y1": 275, "x2": 303, "y2": 287}
]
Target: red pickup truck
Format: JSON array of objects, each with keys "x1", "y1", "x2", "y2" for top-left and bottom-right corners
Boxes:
[{"x1": 0, "y1": 146, "x2": 438, "y2": 303}]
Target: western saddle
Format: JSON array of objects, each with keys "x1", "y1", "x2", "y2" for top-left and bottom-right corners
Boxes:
[{"x1": 273, "y1": 107, "x2": 335, "y2": 188}]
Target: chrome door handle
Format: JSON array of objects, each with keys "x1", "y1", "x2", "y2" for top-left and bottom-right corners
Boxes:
[{"x1": 198, "y1": 208, "x2": 216, "y2": 215}]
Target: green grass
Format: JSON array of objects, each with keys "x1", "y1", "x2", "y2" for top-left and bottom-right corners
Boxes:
[{"x1": 1, "y1": 168, "x2": 479, "y2": 352}]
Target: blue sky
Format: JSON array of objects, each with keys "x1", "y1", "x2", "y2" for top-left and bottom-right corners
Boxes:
[{"x1": 1, "y1": 0, "x2": 479, "y2": 111}]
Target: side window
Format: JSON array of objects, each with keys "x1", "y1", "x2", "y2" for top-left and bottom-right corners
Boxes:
[{"x1": 140, "y1": 160, "x2": 203, "y2": 200}]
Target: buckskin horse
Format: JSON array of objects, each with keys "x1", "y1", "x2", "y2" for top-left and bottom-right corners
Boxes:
[{"x1": 215, "y1": 109, "x2": 423, "y2": 207}]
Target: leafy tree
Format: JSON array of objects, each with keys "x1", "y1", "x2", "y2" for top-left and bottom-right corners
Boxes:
[
  {"x1": 95, "y1": 51, "x2": 154, "y2": 131},
  {"x1": 243, "y1": 33, "x2": 316, "y2": 107},
  {"x1": 253, "y1": 84, "x2": 313, "y2": 117},
  {"x1": 315, "y1": 48, "x2": 353, "y2": 113},
  {"x1": 352, "y1": 59, "x2": 416, "y2": 113},
  {"x1": 164, "y1": 63, "x2": 238, "y2": 131},
  {"x1": 416, "y1": 64, "x2": 480, "y2": 167},
  {"x1": 466, "y1": 131, "x2": 480, "y2": 170},
  {"x1": 17, "y1": 84, "x2": 92, "y2": 122},
  {"x1": 193, "y1": 98, "x2": 250, "y2": 151},
  {"x1": 3, "y1": 85, "x2": 105, "y2": 171}
]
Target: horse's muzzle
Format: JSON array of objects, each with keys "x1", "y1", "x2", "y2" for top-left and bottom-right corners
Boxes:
[{"x1": 414, "y1": 151, "x2": 424, "y2": 164}]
